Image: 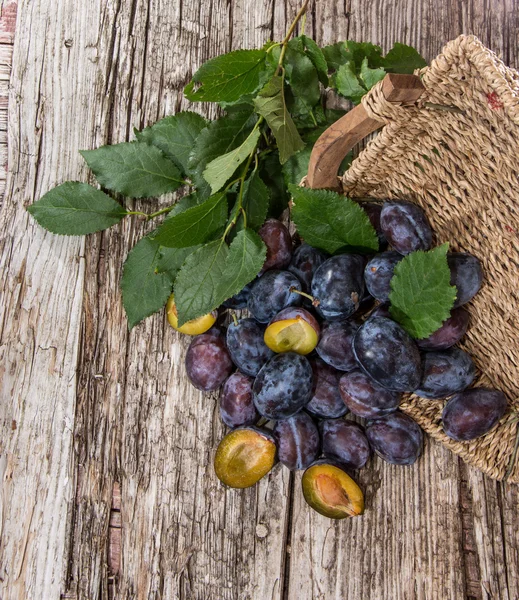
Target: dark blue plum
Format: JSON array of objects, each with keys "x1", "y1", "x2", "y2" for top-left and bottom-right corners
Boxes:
[
  {"x1": 415, "y1": 348, "x2": 475, "y2": 399},
  {"x1": 185, "y1": 334, "x2": 233, "y2": 391},
  {"x1": 223, "y1": 283, "x2": 252, "y2": 309},
  {"x1": 311, "y1": 254, "x2": 365, "y2": 321},
  {"x1": 226, "y1": 318, "x2": 274, "y2": 377},
  {"x1": 366, "y1": 412, "x2": 423, "y2": 465},
  {"x1": 220, "y1": 372, "x2": 259, "y2": 428},
  {"x1": 315, "y1": 320, "x2": 359, "y2": 372},
  {"x1": 253, "y1": 352, "x2": 313, "y2": 419},
  {"x1": 288, "y1": 243, "x2": 328, "y2": 293},
  {"x1": 442, "y1": 388, "x2": 507, "y2": 441},
  {"x1": 306, "y1": 357, "x2": 348, "y2": 419},
  {"x1": 359, "y1": 201, "x2": 388, "y2": 250},
  {"x1": 448, "y1": 253, "x2": 483, "y2": 307},
  {"x1": 380, "y1": 201, "x2": 432, "y2": 255},
  {"x1": 353, "y1": 317, "x2": 422, "y2": 392},
  {"x1": 339, "y1": 369, "x2": 400, "y2": 418},
  {"x1": 364, "y1": 251, "x2": 403, "y2": 302},
  {"x1": 417, "y1": 307, "x2": 470, "y2": 350},
  {"x1": 273, "y1": 412, "x2": 320, "y2": 470},
  {"x1": 247, "y1": 270, "x2": 302, "y2": 323},
  {"x1": 321, "y1": 419, "x2": 371, "y2": 470}
]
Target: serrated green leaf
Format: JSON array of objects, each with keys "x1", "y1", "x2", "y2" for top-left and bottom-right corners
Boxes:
[
  {"x1": 174, "y1": 229, "x2": 266, "y2": 325},
  {"x1": 285, "y1": 43, "x2": 321, "y2": 115},
  {"x1": 217, "y1": 229, "x2": 266, "y2": 301},
  {"x1": 389, "y1": 244, "x2": 457, "y2": 339},
  {"x1": 335, "y1": 61, "x2": 366, "y2": 104},
  {"x1": 290, "y1": 185, "x2": 379, "y2": 254},
  {"x1": 174, "y1": 241, "x2": 228, "y2": 325},
  {"x1": 383, "y1": 43, "x2": 427, "y2": 74},
  {"x1": 80, "y1": 142, "x2": 183, "y2": 198},
  {"x1": 323, "y1": 40, "x2": 384, "y2": 73},
  {"x1": 344, "y1": 41, "x2": 384, "y2": 70},
  {"x1": 188, "y1": 109, "x2": 257, "y2": 198},
  {"x1": 359, "y1": 56, "x2": 386, "y2": 89},
  {"x1": 259, "y1": 151, "x2": 290, "y2": 218},
  {"x1": 203, "y1": 127, "x2": 260, "y2": 193},
  {"x1": 184, "y1": 49, "x2": 267, "y2": 102},
  {"x1": 121, "y1": 236, "x2": 174, "y2": 328},
  {"x1": 322, "y1": 42, "x2": 348, "y2": 72},
  {"x1": 253, "y1": 75, "x2": 305, "y2": 164},
  {"x1": 156, "y1": 244, "x2": 201, "y2": 279},
  {"x1": 167, "y1": 191, "x2": 205, "y2": 219},
  {"x1": 241, "y1": 170, "x2": 270, "y2": 230},
  {"x1": 27, "y1": 182, "x2": 127, "y2": 235},
  {"x1": 152, "y1": 192, "x2": 227, "y2": 248},
  {"x1": 136, "y1": 112, "x2": 207, "y2": 174},
  {"x1": 300, "y1": 35, "x2": 329, "y2": 86},
  {"x1": 282, "y1": 146, "x2": 313, "y2": 187}
]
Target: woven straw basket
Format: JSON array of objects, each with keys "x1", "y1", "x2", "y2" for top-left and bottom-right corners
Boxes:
[{"x1": 305, "y1": 35, "x2": 519, "y2": 483}]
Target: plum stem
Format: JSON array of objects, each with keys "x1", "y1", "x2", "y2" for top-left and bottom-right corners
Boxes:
[
  {"x1": 231, "y1": 312, "x2": 239, "y2": 327},
  {"x1": 289, "y1": 286, "x2": 320, "y2": 307}
]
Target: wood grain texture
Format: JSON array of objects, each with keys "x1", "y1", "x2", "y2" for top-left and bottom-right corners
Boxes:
[{"x1": 0, "y1": 1, "x2": 518, "y2": 599}]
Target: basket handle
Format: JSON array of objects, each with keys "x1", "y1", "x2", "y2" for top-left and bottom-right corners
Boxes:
[{"x1": 307, "y1": 74, "x2": 425, "y2": 190}]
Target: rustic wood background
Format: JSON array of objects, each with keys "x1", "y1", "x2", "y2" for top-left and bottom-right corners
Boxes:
[{"x1": 0, "y1": 1, "x2": 518, "y2": 599}]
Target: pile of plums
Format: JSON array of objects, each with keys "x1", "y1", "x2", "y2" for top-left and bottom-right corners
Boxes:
[{"x1": 166, "y1": 200, "x2": 508, "y2": 519}]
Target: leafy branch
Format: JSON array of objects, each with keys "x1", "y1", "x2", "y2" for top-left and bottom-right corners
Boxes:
[{"x1": 25, "y1": 0, "x2": 428, "y2": 329}]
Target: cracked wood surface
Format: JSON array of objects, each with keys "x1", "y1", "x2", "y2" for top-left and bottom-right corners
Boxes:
[{"x1": 0, "y1": 1, "x2": 518, "y2": 599}]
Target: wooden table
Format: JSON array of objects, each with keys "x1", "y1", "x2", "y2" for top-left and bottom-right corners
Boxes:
[{"x1": 0, "y1": 1, "x2": 518, "y2": 598}]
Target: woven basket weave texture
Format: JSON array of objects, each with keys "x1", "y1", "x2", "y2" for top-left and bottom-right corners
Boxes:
[{"x1": 341, "y1": 35, "x2": 519, "y2": 482}]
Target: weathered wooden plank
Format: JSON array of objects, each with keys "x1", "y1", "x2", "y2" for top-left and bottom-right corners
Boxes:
[
  {"x1": 0, "y1": 0, "x2": 17, "y2": 201},
  {"x1": 0, "y1": 0, "x2": 89, "y2": 595}
]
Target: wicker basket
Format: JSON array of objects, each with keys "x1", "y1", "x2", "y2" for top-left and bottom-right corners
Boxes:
[{"x1": 306, "y1": 35, "x2": 519, "y2": 483}]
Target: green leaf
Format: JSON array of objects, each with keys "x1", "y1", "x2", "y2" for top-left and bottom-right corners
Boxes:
[
  {"x1": 217, "y1": 229, "x2": 266, "y2": 301},
  {"x1": 344, "y1": 41, "x2": 384, "y2": 70},
  {"x1": 27, "y1": 182, "x2": 127, "y2": 235},
  {"x1": 323, "y1": 41, "x2": 384, "y2": 72},
  {"x1": 156, "y1": 245, "x2": 201, "y2": 279},
  {"x1": 152, "y1": 192, "x2": 227, "y2": 248},
  {"x1": 259, "y1": 151, "x2": 290, "y2": 218},
  {"x1": 289, "y1": 185, "x2": 379, "y2": 254},
  {"x1": 322, "y1": 42, "x2": 348, "y2": 72},
  {"x1": 167, "y1": 191, "x2": 205, "y2": 218},
  {"x1": 121, "y1": 236, "x2": 174, "y2": 328},
  {"x1": 203, "y1": 127, "x2": 260, "y2": 193},
  {"x1": 282, "y1": 146, "x2": 313, "y2": 187},
  {"x1": 136, "y1": 112, "x2": 207, "y2": 174},
  {"x1": 359, "y1": 56, "x2": 386, "y2": 89},
  {"x1": 383, "y1": 43, "x2": 427, "y2": 74},
  {"x1": 253, "y1": 75, "x2": 305, "y2": 164},
  {"x1": 174, "y1": 229, "x2": 266, "y2": 325},
  {"x1": 389, "y1": 244, "x2": 457, "y2": 339},
  {"x1": 335, "y1": 61, "x2": 366, "y2": 104},
  {"x1": 189, "y1": 109, "x2": 257, "y2": 198},
  {"x1": 241, "y1": 170, "x2": 270, "y2": 230},
  {"x1": 80, "y1": 142, "x2": 183, "y2": 198},
  {"x1": 184, "y1": 49, "x2": 267, "y2": 102},
  {"x1": 285, "y1": 43, "x2": 321, "y2": 115},
  {"x1": 301, "y1": 35, "x2": 329, "y2": 86}
]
